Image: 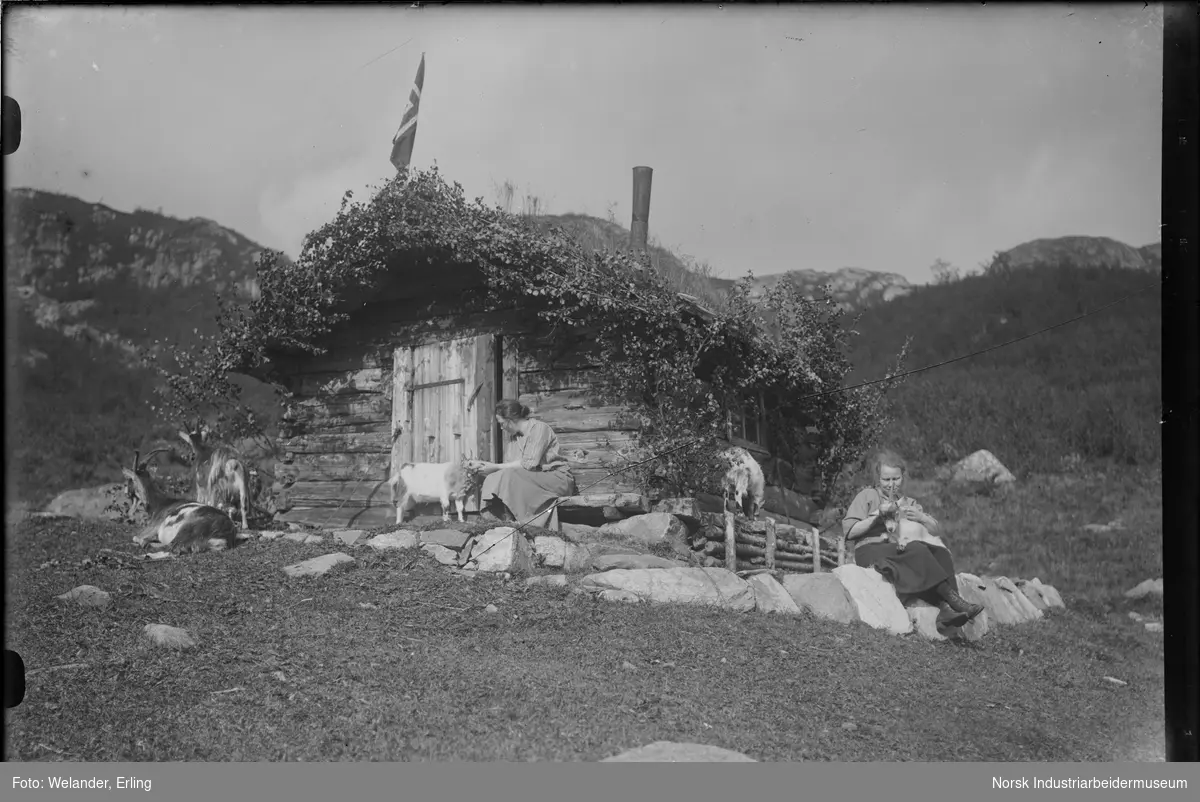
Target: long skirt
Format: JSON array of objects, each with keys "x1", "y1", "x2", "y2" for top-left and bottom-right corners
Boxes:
[
  {"x1": 854, "y1": 540, "x2": 959, "y2": 598},
  {"x1": 481, "y1": 466, "x2": 577, "y2": 531}
]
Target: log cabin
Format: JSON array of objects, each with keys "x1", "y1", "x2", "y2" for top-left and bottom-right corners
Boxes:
[{"x1": 247, "y1": 167, "x2": 822, "y2": 530}]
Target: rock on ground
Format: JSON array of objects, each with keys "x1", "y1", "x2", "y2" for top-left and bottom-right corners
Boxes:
[
  {"x1": 1021, "y1": 577, "x2": 1064, "y2": 609},
  {"x1": 831, "y1": 565, "x2": 912, "y2": 635},
  {"x1": 950, "y1": 449, "x2": 1016, "y2": 484},
  {"x1": 990, "y1": 576, "x2": 1043, "y2": 621},
  {"x1": 468, "y1": 527, "x2": 534, "y2": 573},
  {"x1": 533, "y1": 535, "x2": 568, "y2": 567},
  {"x1": 597, "y1": 589, "x2": 642, "y2": 604},
  {"x1": 143, "y1": 624, "x2": 197, "y2": 650},
  {"x1": 1124, "y1": 578, "x2": 1163, "y2": 600},
  {"x1": 957, "y1": 573, "x2": 1038, "y2": 625},
  {"x1": 601, "y1": 741, "x2": 756, "y2": 762},
  {"x1": 598, "y1": 512, "x2": 689, "y2": 549},
  {"x1": 747, "y1": 574, "x2": 801, "y2": 615},
  {"x1": 367, "y1": 530, "x2": 418, "y2": 552},
  {"x1": 905, "y1": 598, "x2": 988, "y2": 642},
  {"x1": 332, "y1": 529, "x2": 366, "y2": 546},
  {"x1": 591, "y1": 553, "x2": 682, "y2": 571},
  {"x1": 781, "y1": 573, "x2": 859, "y2": 625},
  {"x1": 55, "y1": 585, "x2": 112, "y2": 609},
  {"x1": 650, "y1": 499, "x2": 702, "y2": 531},
  {"x1": 420, "y1": 528, "x2": 472, "y2": 549},
  {"x1": 44, "y1": 484, "x2": 126, "y2": 520},
  {"x1": 282, "y1": 553, "x2": 355, "y2": 578},
  {"x1": 581, "y1": 567, "x2": 756, "y2": 612},
  {"x1": 421, "y1": 543, "x2": 459, "y2": 565},
  {"x1": 526, "y1": 574, "x2": 570, "y2": 588}
]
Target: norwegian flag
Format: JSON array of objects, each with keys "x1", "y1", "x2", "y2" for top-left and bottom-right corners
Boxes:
[{"x1": 389, "y1": 52, "x2": 425, "y2": 172}]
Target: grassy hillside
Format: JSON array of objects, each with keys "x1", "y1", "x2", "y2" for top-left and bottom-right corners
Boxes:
[{"x1": 847, "y1": 263, "x2": 1161, "y2": 475}]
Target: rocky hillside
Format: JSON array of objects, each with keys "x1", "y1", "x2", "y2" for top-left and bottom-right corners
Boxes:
[
  {"x1": 5, "y1": 189, "x2": 282, "y2": 508},
  {"x1": 532, "y1": 213, "x2": 914, "y2": 312},
  {"x1": 995, "y1": 235, "x2": 1162, "y2": 272}
]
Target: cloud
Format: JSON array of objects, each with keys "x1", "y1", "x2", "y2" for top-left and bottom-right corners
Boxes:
[{"x1": 257, "y1": 156, "x2": 394, "y2": 259}]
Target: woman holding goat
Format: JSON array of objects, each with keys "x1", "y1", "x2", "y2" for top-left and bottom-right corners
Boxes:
[
  {"x1": 466, "y1": 399, "x2": 577, "y2": 531},
  {"x1": 842, "y1": 449, "x2": 984, "y2": 629}
]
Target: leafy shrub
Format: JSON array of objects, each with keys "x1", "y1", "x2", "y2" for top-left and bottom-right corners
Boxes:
[{"x1": 149, "y1": 167, "x2": 904, "y2": 501}]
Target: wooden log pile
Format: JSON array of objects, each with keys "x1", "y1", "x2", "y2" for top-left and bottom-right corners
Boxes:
[{"x1": 689, "y1": 511, "x2": 841, "y2": 573}]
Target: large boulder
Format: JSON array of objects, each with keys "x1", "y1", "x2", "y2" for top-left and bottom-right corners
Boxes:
[
  {"x1": 956, "y1": 573, "x2": 1039, "y2": 625},
  {"x1": 598, "y1": 512, "x2": 689, "y2": 549},
  {"x1": 1018, "y1": 577, "x2": 1065, "y2": 609},
  {"x1": 781, "y1": 573, "x2": 859, "y2": 625},
  {"x1": 367, "y1": 530, "x2": 418, "y2": 552},
  {"x1": 905, "y1": 598, "x2": 988, "y2": 642},
  {"x1": 420, "y1": 529, "x2": 473, "y2": 550},
  {"x1": 1123, "y1": 578, "x2": 1163, "y2": 600},
  {"x1": 580, "y1": 567, "x2": 756, "y2": 612},
  {"x1": 468, "y1": 527, "x2": 534, "y2": 573},
  {"x1": 831, "y1": 565, "x2": 912, "y2": 635},
  {"x1": 747, "y1": 574, "x2": 801, "y2": 615},
  {"x1": 591, "y1": 553, "x2": 683, "y2": 571},
  {"x1": 44, "y1": 484, "x2": 126, "y2": 520},
  {"x1": 949, "y1": 450, "x2": 1016, "y2": 484},
  {"x1": 602, "y1": 741, "x2": 756, "y2": 762},
  {"x1": 990, "y1": 576, "x2": 1044, "y2": 621}
]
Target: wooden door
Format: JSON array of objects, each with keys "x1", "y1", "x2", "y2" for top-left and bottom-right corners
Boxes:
[{"x1": 391, "y1": 333, "x2": 512, "y2": 513}]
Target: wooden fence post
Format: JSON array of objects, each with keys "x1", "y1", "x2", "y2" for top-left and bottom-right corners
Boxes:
[
  {"x1": 810, "y1": 526, "x2": 820, "y2": 573},
  {"x1": 764, "y1": 517, "x2": 776, "y2": 571},
  {"x1": 724, "y1": 511, "x2": 737, "y2": 572}
]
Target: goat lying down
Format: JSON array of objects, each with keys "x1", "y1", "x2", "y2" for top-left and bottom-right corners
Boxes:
[
  {"x1": 721, "y1": 446, "x2": 765, "y2": 520},
  {"x1": 388, "y1": 461, "x2": 477, "y2": 524},
  {"x1": 123, "y1": 449, "x2": 245, "y2": 555}
]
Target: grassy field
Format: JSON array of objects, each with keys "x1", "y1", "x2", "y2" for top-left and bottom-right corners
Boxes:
[{"x1": 4, "y1": 460, "x2": 1164, "y2": 762}]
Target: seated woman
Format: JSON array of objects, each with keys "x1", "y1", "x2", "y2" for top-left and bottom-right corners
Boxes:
[
  {"x1": 842, "y1": 449, "x2": 984, "y2": 628},
  {"x1": 466, "y1": 399, "x2": 577, "y2": 531}
]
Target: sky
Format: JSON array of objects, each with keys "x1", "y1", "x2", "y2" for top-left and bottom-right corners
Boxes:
[{"x1": 3, "y1": 3, "x2": 1164, "y2": 284}]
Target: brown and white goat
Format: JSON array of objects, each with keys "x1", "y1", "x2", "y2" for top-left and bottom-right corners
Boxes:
[
  {"x1": 122, "y1": 449, "x2": 243, "y2": 554},
  {"x1": 178, "y1": 422, "x2": 250, "y2": 530},
  {"x1": 388, "y1": 461, "x2": 477, "y2": 524},
  {"x1": 721, "y1": 446, "x2": 765, "y2": 520}
]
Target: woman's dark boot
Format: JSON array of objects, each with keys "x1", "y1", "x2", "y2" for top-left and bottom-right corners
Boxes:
[
  {"x1": 936, "y1": 600, "x2": 970, "y2": 628},
  {"x1": 936, "y1": 580, "x2": 985, "y2": 623}
]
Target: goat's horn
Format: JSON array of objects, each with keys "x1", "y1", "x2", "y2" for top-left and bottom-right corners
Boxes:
[
  {"x1": 132, "y1": 451, "x2": 140, "y2": 472},
  {"x1": 140, "y1": 448, "x2": 170, "y2": 468}
]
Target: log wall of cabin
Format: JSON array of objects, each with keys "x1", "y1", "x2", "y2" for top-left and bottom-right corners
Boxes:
[{"x1": 268, "y1": 294, "x2": 823, "y2": 528}]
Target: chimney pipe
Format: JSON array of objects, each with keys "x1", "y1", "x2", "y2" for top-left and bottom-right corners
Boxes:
[{"x1": 630, "y1": 166, "x2": 653, "y2": 254}]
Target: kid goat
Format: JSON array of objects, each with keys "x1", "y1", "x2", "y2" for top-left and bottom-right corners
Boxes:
[
  {"x1": 123, "y1": 449, "x2": 243, "y2": 554},
  {"x1": 178, "y1": 421, "x2": 250, "y2": 530},
  {"x1": 388, "y1": 461, "x2": 476, "y2": 524}
]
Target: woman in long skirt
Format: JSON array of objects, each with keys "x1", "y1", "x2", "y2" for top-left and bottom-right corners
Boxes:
[
  {"x1": 467, "y1": 399, "x2": 577, "y2": 531},
  {"x1": 842, "y1": 449, "x2": 984, "y2": 628}
]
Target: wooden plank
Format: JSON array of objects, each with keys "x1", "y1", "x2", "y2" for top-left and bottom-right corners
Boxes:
[
  {"x1": 280, "y1": 432, "x2": 392, "y2": 455},
  {"x1": 500, "y1": 335, "x2": 519, "y2": 400},
  {"x1": 274, "y1": 505, "x2": 396, "y2": 531},
  {"x1": 287, "y1": 479, "x2": 393, "y2": 504},
  {"x1": 568, "y1": 467, "x2": 640, "y2": 495},
  {"x1": 284, "y1": 395, "x2": 391, "y2": 425},
  {"x1": 518, "y1": 368, "x2": 601, "y2": 395},
  {"x1": 391, "y1": 346, "x2": 413, "y2": 470},
  {"x1": 292, "y1": 368, "x2": 386, "y2": 398},
  {"x1": 274, "y1": 349, "x2": 390, "y2": 376},
  {"x1": 765, "y1": 517, "x2": 777, "y2": 571},
  {"x1": 810, "y1": 526, "x2": 820, "y2": 573},
  {"x1": 724, "y1": 511, "x2": 737, "y2": 572},
  {"x1": 557, "y1": 493, "x2": 649, "y2": 514},
  {"x1": 473, "y1": 334, "x2": 496, "y2": 463},
  {"x1": 280, "y1": 418, "x2": 391, "y2": 438},
  {"x1": 538, "y1": 408, "x2": 642, "y2": 433},
  {"x1": 275, "y1": 458, "x2": 391, "y2": 484}
]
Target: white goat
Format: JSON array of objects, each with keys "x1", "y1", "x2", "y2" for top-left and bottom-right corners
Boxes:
[
  {"x1": 178, "y1": 421, "x2": 250, "y2": 530},
  {"x1": 879, "y1": 499, "x2": 948, "y2": 552},
  {"x1": 720, "y1": 446, "x2": 765, "y2": 520},
  {"x1": 388, "y1": 461, "x2": 476, "y2": 524},
  {"x1": 122, "y1": 449, "x2": 244, "y2": 554}
]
